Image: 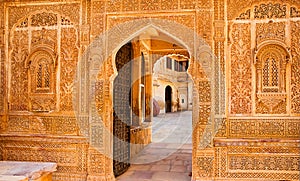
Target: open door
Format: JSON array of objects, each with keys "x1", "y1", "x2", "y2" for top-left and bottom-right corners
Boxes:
[{"x1": 113, "y1": 42, "x2": 132, "y2": 177}]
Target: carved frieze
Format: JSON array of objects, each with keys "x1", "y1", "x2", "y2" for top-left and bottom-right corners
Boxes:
[
  {"x1": 215, "y1": 145, "x2": 300, "y2": 180},
  {"x1": 254, "y1": 3, "x2": 287, "y2": 19},
  {"x1": 31, "y1": 12, "x2": 57, "y2": 27},
  {"x1": 6, "y1": 116, "x2": 79, "y2": 135},
  {"x1": 107, "y1": 13, "x2": 195, "y2": 30},
  {"x1": 228, "y1": 0, "x2": 300, "y2": 20},
  {"x1": 8, "y1": 3, "x2": 80, "y2": 29},
  {"x1": 229, "y1": 155, "x2": 299, "y2": 171},
  {"x1": 256, "y1": 22, "x2": 285, "y2": 45},
  {"x1": 229, "y1": 119, "x2": 300, "y2": 138},
  {"x1": 91, "y1": 14, "x2": 104, "y2": 38}
]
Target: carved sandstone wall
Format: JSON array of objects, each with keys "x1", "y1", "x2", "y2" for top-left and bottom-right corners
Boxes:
[
  {"x1": 0, "y1": 0, "x2": 299, "y2": 181},
  {"x1": 214, "y1": 1, "x2": 300, "y2": 181}
]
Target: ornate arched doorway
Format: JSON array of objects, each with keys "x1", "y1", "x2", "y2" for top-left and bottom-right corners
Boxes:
[{"x1": 75, "y1": 18, "x2": 220, "y2": 180}]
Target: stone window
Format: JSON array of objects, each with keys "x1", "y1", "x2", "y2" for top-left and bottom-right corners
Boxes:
[
  {"x1": 255, "y1": 44, "x2": 290, "y2": 114},
  {"x1": 36, "y1": 59, "x2": 51, "y2": 90},
  {"x1": 255, "y1": 44, "x2": 288, "y2": 93},
  {"x1": 28, "y1": 52, "x2": 54, "y2": 94},
  {"x1": 166, "y1": 57, "x2": 172, "y2": 69},
  {"x1": 27, "y1": 51, "x2": 55, "y2": 93}
]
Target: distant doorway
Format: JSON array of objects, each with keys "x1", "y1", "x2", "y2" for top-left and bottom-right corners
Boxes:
[{"x1": 165, "y1": 85, "x2": 172, "y2": 113}]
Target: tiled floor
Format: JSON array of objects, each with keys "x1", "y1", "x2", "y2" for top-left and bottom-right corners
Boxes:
[{"x1": 117, "y1": 111, "x2": 192, "y2": 181}]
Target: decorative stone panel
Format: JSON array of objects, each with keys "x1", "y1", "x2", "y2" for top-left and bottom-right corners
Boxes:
[
  {"x1": 291, "y1": 21, "x2": 300, "y2": 114},
  {"x1": 256, "y1": 22, "x2": 286, "y2": 45},
  {"x1": 0, "y1": 135, "x2": 88, "y2": 181},
  {"x1": 215, "y1": 140, "x2": 300, "y2": 181},
  {"x1": 229, "y1": 23, "x2": 252, "y2": 115},
  {"x1": 228, "y1": 0, "x2": 300, "y2": 20},
  {"x1": 228, "y1": 118, "x2": 300, "y2": 138}
]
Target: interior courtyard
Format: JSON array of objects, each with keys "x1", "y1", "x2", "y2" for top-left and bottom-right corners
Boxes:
[{"x1": 0, "y1": 0, "x2": 299, "y2": 180}]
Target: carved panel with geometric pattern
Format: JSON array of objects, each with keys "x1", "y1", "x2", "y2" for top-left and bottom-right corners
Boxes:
[
  {"x1": 215, "y1": 142, "x2": 300, "y2": 181},
  {"x1": 0, "y1": 136, "x2": 88, "y2": 181}
]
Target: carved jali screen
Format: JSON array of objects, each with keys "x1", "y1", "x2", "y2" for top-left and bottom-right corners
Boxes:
[{"x1": 113, "y1": 42, "x2": 132, "y2": 177}]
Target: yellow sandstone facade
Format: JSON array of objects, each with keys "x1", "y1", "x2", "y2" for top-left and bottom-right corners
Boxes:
[{"x1": 0, "y1": 0, "x2": 299, "y2": 180}]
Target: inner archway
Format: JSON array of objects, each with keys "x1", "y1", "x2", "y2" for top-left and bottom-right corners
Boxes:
[{"x1": 111, "y1": 28, "x2": 195, "y2": 181}]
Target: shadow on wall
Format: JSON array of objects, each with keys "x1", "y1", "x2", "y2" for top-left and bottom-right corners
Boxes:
[{"x1": 153, "y1": 98, "x2": 160, "y2": 117}]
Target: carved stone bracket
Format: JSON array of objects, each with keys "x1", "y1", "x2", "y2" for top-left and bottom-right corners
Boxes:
[{"x1": 257, "y1": 93, "x2": 286, "y2": 112}]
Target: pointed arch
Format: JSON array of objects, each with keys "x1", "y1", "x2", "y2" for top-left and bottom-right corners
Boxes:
[{"x1": 74, "y1": 18, "x2": 222, "y2": 180}]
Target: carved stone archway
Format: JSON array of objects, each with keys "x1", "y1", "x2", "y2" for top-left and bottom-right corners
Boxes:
[{"x1": 75, "y1": 18, "x2": 223, "y2": 180}]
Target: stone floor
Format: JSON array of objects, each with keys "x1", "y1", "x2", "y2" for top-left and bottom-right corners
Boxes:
[{"x1": 117, "y1": 111, "x2": 192, "y2": 181}]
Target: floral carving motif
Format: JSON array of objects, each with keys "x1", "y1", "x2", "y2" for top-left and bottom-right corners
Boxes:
[
  {"x1": 10, "y1": 31, "x2": 29, "y2": 111},
  {"x1": 60, "y1": 28, "x2": 79, "y2": 111},
  {"x1": 254, "y1": 3, "x2": 287, "y2": 19},
  {"x1": 291, "y1": 21, "x2": 300, "y2": 114},
  {"x1": 198, "y1": 10, "x2": 213, "y2": 46},
  {"x1": 16, "y1": 18, "x2": 28, "y2": 28},
  {"x1": 230, "y1": 23, "x2": 252, "y2": 114},
  {"x1": 236, "y1": 9, "x2": 250, "y2": 20},
  {"x1": 232, "y1": 2, "x2": 300, "y2": 20},
  {"x1": 256, "y1": 22, "x2": 285, "y2": 45},
  {"x1": 8, "y1": 4, "x2": 80, "y2": 29},
  {"x1": 31, "y1": 12, "x2": 57, "y2": 27},
  {"x1": 291, "y1": 6, "x2": 300, "y2": 18}
]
